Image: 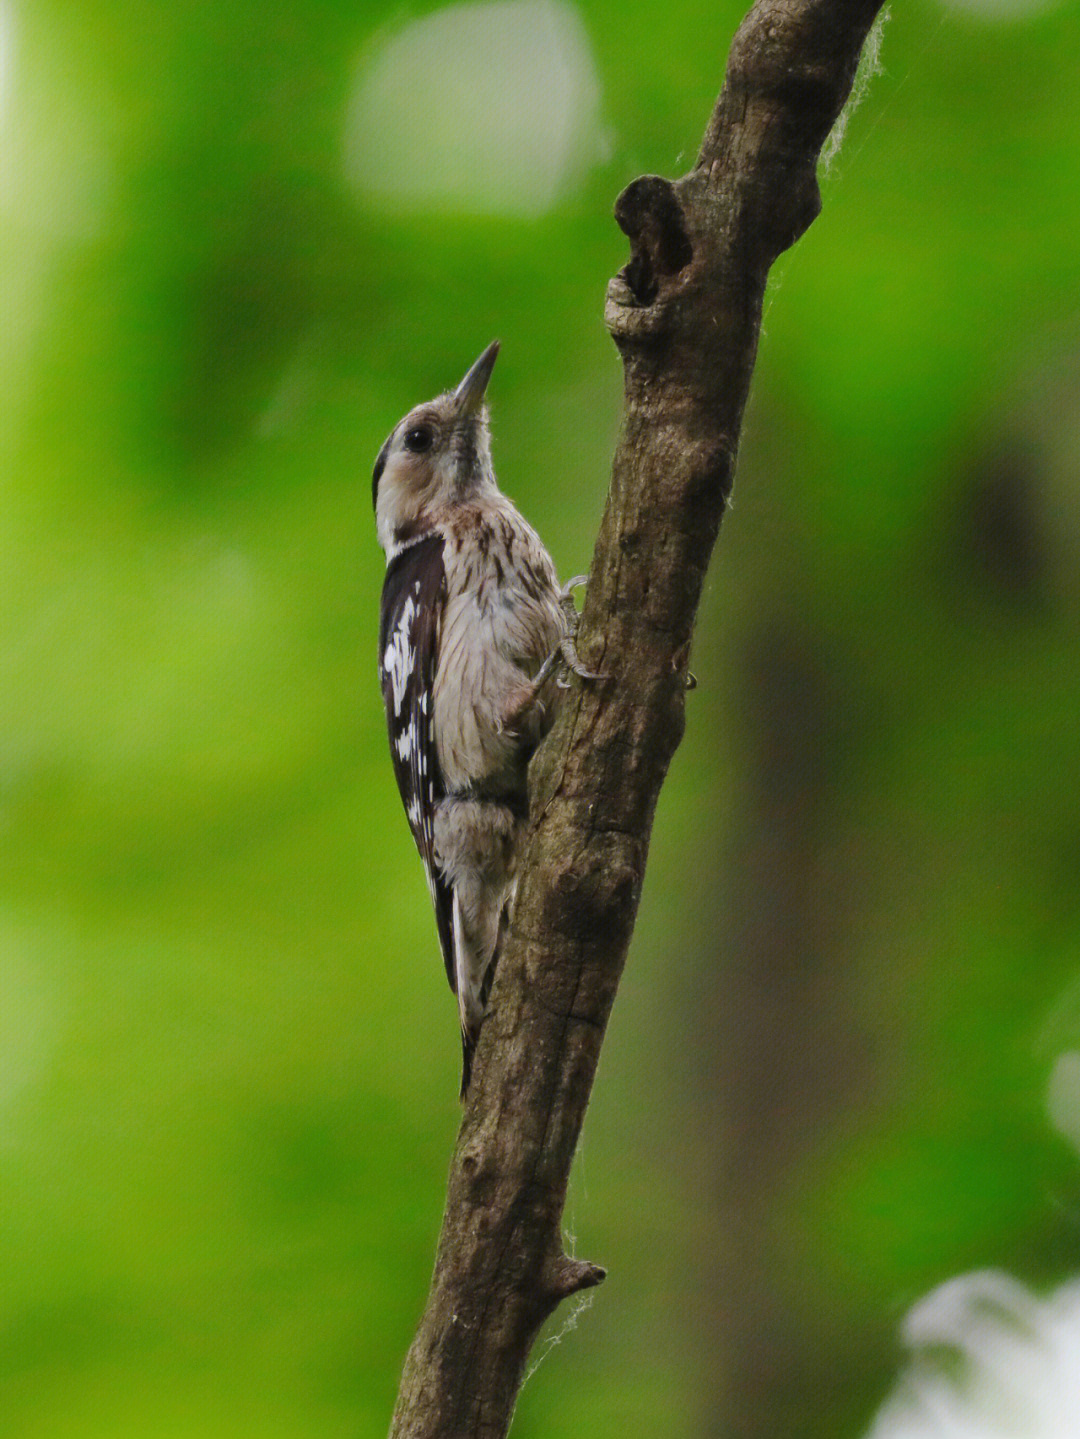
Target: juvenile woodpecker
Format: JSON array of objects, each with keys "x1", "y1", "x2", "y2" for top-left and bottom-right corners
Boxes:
[{"x1": 373, "y1": 342, "x2": 589, "y2": 1095}]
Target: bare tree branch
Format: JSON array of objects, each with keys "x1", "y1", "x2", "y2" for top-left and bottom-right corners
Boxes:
[{"x1": 389, "y1": 1, "x2": 886, "y2": 1433}]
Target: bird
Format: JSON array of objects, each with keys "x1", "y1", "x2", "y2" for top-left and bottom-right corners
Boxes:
[{"x1": 373, "y1": 341, "x2": 592, "y2": 1096}]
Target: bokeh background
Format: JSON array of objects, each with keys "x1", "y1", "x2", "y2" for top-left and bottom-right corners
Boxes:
[{"x1": 3, "y1": 0, "x2": 1080, "y2": 1435}]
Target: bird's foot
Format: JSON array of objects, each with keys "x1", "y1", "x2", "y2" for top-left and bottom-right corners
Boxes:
[
  {"x1": 558, "y1": 574, "x2": 589, "y2": 621},
  {"x1": 536, "y1": 576, "x2": 605, "y2": 689}
]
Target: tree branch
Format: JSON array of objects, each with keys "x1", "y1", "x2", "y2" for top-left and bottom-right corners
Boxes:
[{"x1": 389, "y1": 1, "x2": 885, "y2": 1432}]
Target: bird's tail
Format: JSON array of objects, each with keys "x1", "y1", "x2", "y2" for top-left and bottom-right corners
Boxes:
[
  {"x1": 460, "y1": 1030, "x2": 477, "y2": 1100},
  {"x1": 457, "y1": 899, "x2": 510, "y2": 1099}
]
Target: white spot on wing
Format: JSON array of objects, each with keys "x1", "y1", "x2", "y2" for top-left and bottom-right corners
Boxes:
[
  {"x1": 383, "y1": 595, "x2": 416, "y2": 716},
  {"x1": 395, "y1": 719, "x2": 417, "y2": 761}
]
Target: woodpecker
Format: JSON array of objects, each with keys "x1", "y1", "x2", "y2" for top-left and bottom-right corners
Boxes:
[{"x1": 374, "y1": 341, "x2": 590, "y2": 1095}]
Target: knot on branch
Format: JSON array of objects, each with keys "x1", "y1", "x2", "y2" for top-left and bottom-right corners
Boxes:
[
  {"x1": 610, "y1": 175, "x2": 693, "y2": 309},
  {"x1": 542, "y1": 1254, "x2": 607, "y2": 1306}
]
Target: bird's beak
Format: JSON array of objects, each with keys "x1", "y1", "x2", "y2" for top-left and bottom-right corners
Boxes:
[{"x1": 453, "y1": 340, "x2": 500, "y2": 417}]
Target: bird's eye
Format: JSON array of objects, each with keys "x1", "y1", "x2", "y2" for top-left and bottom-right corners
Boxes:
[{"x1": 404, "y1": 425, "x2": 434, "y2": 454}]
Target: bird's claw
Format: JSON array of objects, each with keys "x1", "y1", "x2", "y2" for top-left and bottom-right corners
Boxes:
[
  {"x1": 558, "y1": 573, "x2": 591, "y2": 629},
  {"x1": 539, "y1": 575, "x2": 606, "y2": 687},
  {"x1": 555, "y1": 633, "x2": 603, "y2": 686}
]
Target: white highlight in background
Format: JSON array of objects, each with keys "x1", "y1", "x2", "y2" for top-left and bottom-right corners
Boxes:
[
  {"x1": 0, "y1": 4, "x2": 10, "y2": 127},
  {"x1": 0, "y1": 7, "x2": 110, "y2": 240},
  {"x1": 1047, "y1": 1050, "x2": 1080, "y2": 1155},
  {"x1": 866, "y1": 1269, "x2": 1080, "y2": 1439},
  {"x1": 344, "y1": 0, "x2": 604, "y2": 218}
]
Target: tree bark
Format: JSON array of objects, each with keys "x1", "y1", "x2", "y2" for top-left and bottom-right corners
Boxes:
[{"x1": 389, "y1": 1, "x2": 886, "y2": 1433}]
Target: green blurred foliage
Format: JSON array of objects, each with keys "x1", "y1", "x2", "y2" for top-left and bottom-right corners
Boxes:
[{"x1": 2, "y1": 1, "x2": 1080, "y2": 1435}]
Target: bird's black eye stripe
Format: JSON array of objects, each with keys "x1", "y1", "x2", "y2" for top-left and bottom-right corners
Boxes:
[
  {"x1": 404, "y1": 425, "x2": 434, "y2": 453},
  {"x1": 371, "y1": 436, "x2": 391, "y2": 509}
]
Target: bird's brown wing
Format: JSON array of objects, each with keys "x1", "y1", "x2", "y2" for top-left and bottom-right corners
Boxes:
[{"x1": 379, "y1": 534, "x2": 455, "y2": 991}]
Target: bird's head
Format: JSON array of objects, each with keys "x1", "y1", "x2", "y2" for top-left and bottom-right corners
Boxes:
[{"x1": 373, "y1": 340, "x2": 500, "y2": 558}]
